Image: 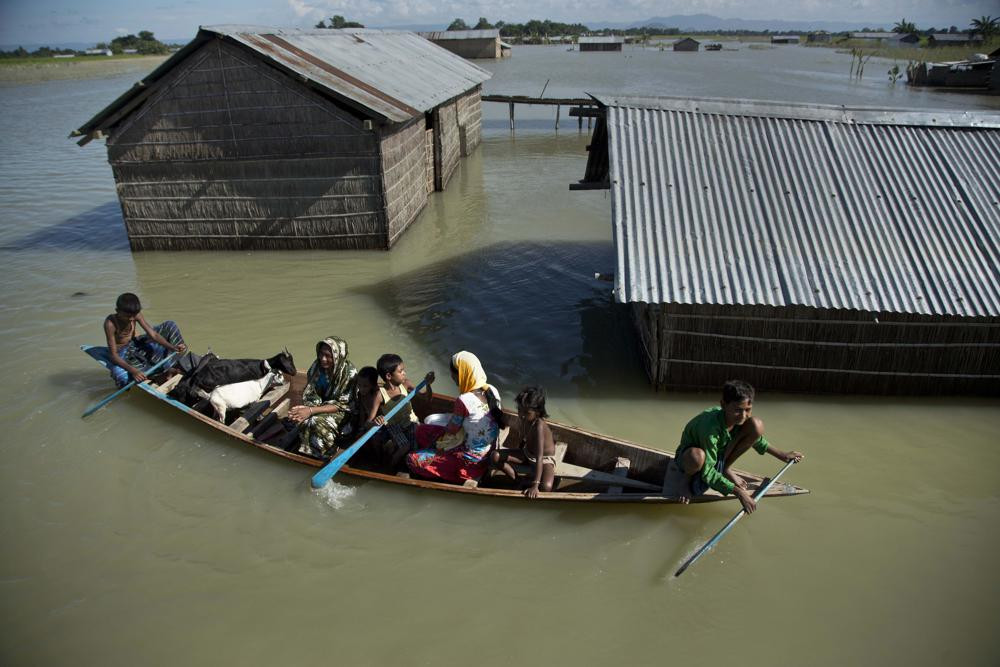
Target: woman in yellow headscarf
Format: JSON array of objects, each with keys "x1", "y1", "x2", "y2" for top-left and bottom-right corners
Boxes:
[{"x1": 407, "y1": 351, "x2": 507, "y2": 483}]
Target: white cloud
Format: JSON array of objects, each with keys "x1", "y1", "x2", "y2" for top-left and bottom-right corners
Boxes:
[{"x1": 115, "y1": 27, "x2": 130, "y2": 34}]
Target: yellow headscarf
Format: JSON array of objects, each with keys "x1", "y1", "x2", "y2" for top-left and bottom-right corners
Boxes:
[{"x1": 452, "y1": 351, "x2": 489, "y2": 394}]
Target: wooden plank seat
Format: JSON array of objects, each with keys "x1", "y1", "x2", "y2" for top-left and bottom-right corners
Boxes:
[
  {"x1": 608, "y1": 457, "x2": 631, "y2": 494},
  {"x1": 153, "y1": 372, "x2": 184, "y2": 394}
]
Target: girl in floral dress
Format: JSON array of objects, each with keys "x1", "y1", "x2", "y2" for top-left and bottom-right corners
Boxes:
[{"x1": 407, "y1": 351, "x2": 506, "y2": 483}]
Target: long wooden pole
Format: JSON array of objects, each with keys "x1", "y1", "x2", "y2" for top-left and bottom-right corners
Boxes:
[
  {"x1": 674, "y1": 460, "x2": 797, "y2": 577},
  {"x1": 311, "y1": 379, "x2": 428, "y2": 489},
  {"x1": 82, "y1": 351, "x2": 177, "y2": 418}
]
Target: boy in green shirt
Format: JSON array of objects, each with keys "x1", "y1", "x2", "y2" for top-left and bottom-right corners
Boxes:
[{"x1": 665, "y1": 380, "x2": 803, "y2": 513}]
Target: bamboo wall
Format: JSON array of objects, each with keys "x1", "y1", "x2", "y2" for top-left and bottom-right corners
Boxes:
[
  {"x1": 106, "y1": 40, "x2": 387, "y2": 250},
  {"x1": 424, "y1": 128, "x2": 435, "y2": 194},
  {"x1": 631, "y1": 302, "x2": 1000, "y2": 395},
  {"x1": 455, "y1": 87, "x2": 482, "y2": 156},
  {"x1": 380, "y1": 117, "x2": 429, "y2": 246},
  {"x1": 433, "y1": 100, "x2": 460, "y2": 191}
]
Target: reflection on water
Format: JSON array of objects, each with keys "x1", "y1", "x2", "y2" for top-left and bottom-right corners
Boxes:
[
  {"x1": 1, "y1": 201, "x2": 129, "y2": 251},
  {"x1": 353, "y1": 240, "x2": 644, "y2": 396},
  {"x1": 1, "y1": 44, "x2": 999, "y2": 667}
]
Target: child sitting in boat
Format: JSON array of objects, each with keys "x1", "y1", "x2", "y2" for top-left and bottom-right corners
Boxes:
[
  {"x1": 101, "y1": 292, "x2": 186, "y2": 387},
  {"x1": 664, "y1": 380, "x2": 804, "y2": 513},
  {"x1": 366, "y1": 353, "x2": 436, "y2": 464},
  {"x1": 491, "y1": 385, "x2": 556, "y2": 499}
]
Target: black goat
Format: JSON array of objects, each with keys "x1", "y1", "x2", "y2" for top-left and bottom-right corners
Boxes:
[{"x1": 169, "y1": 349, "x2": 296, "y2": 405}]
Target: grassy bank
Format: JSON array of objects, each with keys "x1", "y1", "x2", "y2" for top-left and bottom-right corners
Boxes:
[
  {"x1": 812, "y1": 37, "x2": 1000, "y2": 63},
  {"x1": 0, "y1": 54, "x2": 169, "y2": 83}
]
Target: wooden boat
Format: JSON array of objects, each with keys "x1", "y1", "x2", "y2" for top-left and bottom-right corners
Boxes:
[{"x1": 82, "y1": 346, "x2": 808, "y2": 503}]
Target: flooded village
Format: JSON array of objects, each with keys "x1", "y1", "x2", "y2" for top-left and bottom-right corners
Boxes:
[{"x1": 1, "y1": 10, "x2": 999, "y2": 667}]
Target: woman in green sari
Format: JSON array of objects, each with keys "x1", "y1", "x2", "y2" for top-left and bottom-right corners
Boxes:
[{"x1": 288, "y1": 336, "x2": 358, "y2": 457}]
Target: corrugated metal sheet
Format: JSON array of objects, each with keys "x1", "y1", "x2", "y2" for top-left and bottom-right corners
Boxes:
[
  {"x1": 213, "y1": 26, "x2": 491, "y2": 122},
  {"x1": 74, "y1": 26, "x2": 491, "y2": 134},
  {"x1": 417, "y1": 29, "x2": 500, "y2": 40},
  {"x1": 579, "y1": 36, "x2": 625, "y2": 44},
  {"x1": 596, "y1": 94, "x2": 1000, "y2": 317}
]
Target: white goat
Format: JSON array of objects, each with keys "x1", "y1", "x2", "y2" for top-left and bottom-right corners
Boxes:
[{"x1": 197, "y1": 370, "x2": 284, "y2": 422}]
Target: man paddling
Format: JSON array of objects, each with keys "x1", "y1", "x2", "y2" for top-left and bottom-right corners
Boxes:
[{"x1": 664, "y1": 380, "x2": 803, "y2": 513}]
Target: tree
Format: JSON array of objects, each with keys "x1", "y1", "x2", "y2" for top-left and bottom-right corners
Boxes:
[
  {"x1": 893, "y1": 19, "x2": 917, "y2": 34},
  {"x1": 447, "y1": 18, "x2": 469, "y2": 31},
  {"x1": 970, "y1": 15, "x2": 998, "y2": 39},
  {"x1": 316, "y1": 15, "x2": 364, "y2": 29},
  {"x1": 473, "y1": 17, "x2": 492, "y2": 30}
]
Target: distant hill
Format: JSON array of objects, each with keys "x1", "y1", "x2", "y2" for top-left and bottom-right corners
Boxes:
[{"x1": 591, "y1": 13, "x2": 880, "y2": 32}]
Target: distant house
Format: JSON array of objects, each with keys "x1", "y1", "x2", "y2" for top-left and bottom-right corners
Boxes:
[
  {"x1": 850, "y1": 32, "x2": 919, "y2": 47},
  {"x1": 71, "y1": 26, "x2": 492, "y2": 251},
  {"x1": 84, "y1": 48, "x2": 113, "y2": 56},
  {"x1": 771, "y1": 35, "x2": 800, "y2": 44},
  {"x1": 579, "y1": 36, "x2": 624, "y2": 52},
  {"x1": 807, "y1": 32, "x2": 832, "y2": 43},
  {"x1": 929, "y1": 33, "x2": 984, "y2": 47},
  {"x1": 417, "y1": 29, "x2": 508, "y2": 59},
  {"x1": 673, "y1": 38, "x2": 700, "y2": 52},
  {"x1": 122, "y1": 48, "x2": 138, "y2": 54}
]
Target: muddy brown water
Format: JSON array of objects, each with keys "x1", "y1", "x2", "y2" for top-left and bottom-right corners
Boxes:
[{"x1": 0, "y1": 44, "x2": 997, "y2": 666}]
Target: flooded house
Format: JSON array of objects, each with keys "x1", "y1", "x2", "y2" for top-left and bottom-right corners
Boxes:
[
  {"x1": 770, "y1": 35, "x2": 801, "y2": 44},
  {"x1": 416, "y1": 29, "x2": 510, "y2": 59},
  {"x1": 850, "y1": 32, "x2": 919, "y2": 47},
  {"x1": 928, "y1": 33, "x2": 984, "y2": 47},
  {"x1": 571, "y1": 95, "x2": 1000, "y2": 395},
  {"x1": 672, "y1": 38, "x2": 700, "y2": 52},
  {"x1": 71, "y1": 26, "x2": 491, "y2": 251},
  {"x1": 578, "y1": 36, "x2": 624, "y2": 52}
]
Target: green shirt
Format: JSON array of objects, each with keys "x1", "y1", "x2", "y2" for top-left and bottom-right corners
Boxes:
[{"x1": 676, "y1": 407, "x2": 769, "y2": 495}]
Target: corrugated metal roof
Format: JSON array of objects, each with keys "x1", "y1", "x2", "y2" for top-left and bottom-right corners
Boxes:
[
  {"x1": 73, "y1": 25, "x2": 491, "y2": 134},
  {"x1": 579, "y1": 36, "x2": 625, "y2": 44},
  {"x1": 593, "y1": 94, "x2": 1000, "y2": 317},
  {"x1": 417, "y1": 29, "x2": 500, "y2": 40}
]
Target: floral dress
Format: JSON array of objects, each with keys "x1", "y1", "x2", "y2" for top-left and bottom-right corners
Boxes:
[
  {"x1": 297, "y1": 336, "x2": 357, "y2": 458},
  {"x1": 407, "y1": 387, "x2": 501, "y2": 482}
]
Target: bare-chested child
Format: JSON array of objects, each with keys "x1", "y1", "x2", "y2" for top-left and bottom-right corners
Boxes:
[
  {"x1": 664, "y1": 380, "x2": 803, "y2": 513},
  {"x1": 491, "y1": 385, "x2": 555, "y2": 499},
  {"x1": 102, "y1": 292, "x2": 186, "y2": 387}
]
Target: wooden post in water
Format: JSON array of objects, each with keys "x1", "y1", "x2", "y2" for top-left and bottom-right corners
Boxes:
[
  {"x1": 578, "y1": 113, "x2": 583, "y2": 130},
  {"x1": 555, "y1": 104, "x2": 560, "y2": 129},
  {"x1": 509, "y1": 101, "x2": 514, "y2": 131}
]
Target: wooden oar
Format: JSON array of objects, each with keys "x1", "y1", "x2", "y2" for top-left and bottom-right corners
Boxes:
[
  {"x1": 674, "y1": 459, "x2": 797, "y2": 577},
  {"x1": 81, "y1": 351, "x2": 178, "y2": 418},
  {"x1": 311, "y1": 378, "x2": 428, "y2": 489}
]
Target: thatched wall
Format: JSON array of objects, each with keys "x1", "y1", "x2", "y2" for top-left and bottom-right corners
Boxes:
[
  {"x1": 106, "y1": 39, "x2": 387, "y2": 250},
  {"x1": 455, "y1": 87, "x2": 482, "y2": 157},
  {"x1": 632, "y1": 302, "x2": 1000, "y2": 395},
  {"x1": 433, "y1": 100, "x2": 460, "y2": 191},
  {"x1": 380, "y1": 118, "x2": 428, "y2": 246},
  {"x1": 429, "y1": 38, "x2": 501, "y2": 59},
  {"x1": 424, "y1": 128, "x2": 434, "y2": 194}
]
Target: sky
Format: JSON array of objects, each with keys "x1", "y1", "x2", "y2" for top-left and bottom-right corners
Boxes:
[{"x1": 1, "y1": 0, "x2": 996, "y2": 47}]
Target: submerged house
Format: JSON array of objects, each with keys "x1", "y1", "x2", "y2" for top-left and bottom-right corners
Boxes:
[
  {"x1": 572, "y1": 95, "x2": 1000, "y2": 395},
  {"x1": 72, "y1": 26, "x2": 491, "y2": 251},
  {"x1": 672, "y1": 38, "x2": 700, "y2": 52},
  {"x1": 417, "y1": 29, "x2": 509, "y2": 59},
  {"x1": 579, "y1": 36, "x2": 624, "y2": 52}
]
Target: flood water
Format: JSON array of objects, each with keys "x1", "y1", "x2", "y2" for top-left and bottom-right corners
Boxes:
[{"x1": 1, "y1": 45, "x2": 998, "y2": 666}]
